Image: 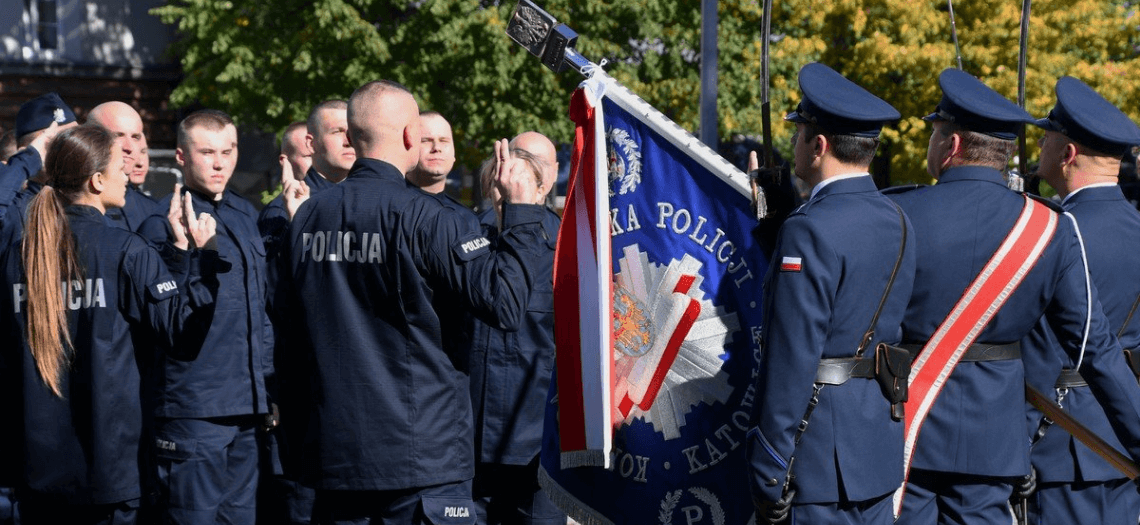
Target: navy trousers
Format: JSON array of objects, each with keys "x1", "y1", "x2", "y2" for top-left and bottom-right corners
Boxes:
[
  {"x1": 154, "y1": 417, "x2": 260, "y2": 525},
  {"x1": 311, "y1": 480, "x2": 475, "y2": 525}
]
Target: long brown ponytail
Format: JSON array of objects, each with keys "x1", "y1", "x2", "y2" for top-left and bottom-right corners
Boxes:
[{"x1": 21, "y1": 125, "x2": 114, "y2": 397}]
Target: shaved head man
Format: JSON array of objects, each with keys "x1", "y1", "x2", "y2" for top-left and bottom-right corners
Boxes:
[
  {"x1": 307, "y1": 100, "x2": 354, "y2": 183},
  {"x1": 346, "y1": 80, "x2": 421, "y2": 174},
  {"x1": 509, "y1": 131, "x2": 558, "y2": 205},
  {"x1": 88, "y1": 101, "x2": 145, "y2": 178},
  {"x1": 87, "y1": 101, "x2": 158, "y2": 230},
  {"x1": 292, "y1": 80, "x2": 548, "y2": 525},
  {"x1": 281, "y1": 121, "x2": 313, "y2": 180}
]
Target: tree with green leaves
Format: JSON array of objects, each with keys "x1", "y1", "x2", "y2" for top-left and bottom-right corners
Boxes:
[{"x1": 154, "y1": 0, "x2": 1140, "y2": 185}]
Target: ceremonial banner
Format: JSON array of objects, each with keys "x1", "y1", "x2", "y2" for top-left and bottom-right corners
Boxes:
[{"x1": 543, "y1": 69, "x2": 769, "y2": 525}]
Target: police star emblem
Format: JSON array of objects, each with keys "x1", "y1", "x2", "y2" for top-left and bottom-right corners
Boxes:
[
  {"x1": 53, "y1": 108, "x2": 65, "y2": 123},
  {"x1": 612, "y1": 244, "x2": 737, "y2": 440}
]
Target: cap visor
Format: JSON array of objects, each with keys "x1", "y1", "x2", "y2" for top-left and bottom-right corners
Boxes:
[
  {"x1": 784, "y1": 110, "x2": 808, "y2": 124},
  {"x1": 1032, "y1": 117, "x2": 1061, "y2": 132}
]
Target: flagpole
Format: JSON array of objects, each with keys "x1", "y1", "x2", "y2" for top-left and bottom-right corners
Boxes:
[{"x1": 1017, "y1": 0, "x2": 1031, "y2": 180}]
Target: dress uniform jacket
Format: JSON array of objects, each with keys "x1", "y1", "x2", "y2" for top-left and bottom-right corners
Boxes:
[
  {"x1": 139, "y1": 189, "x2": 274, "y2": 419},
  {"x1": 468, "y1": 207, "x2": 560, "y2": 465},
  {"x1": 286, "y1": 158, "x2": 547, "y2": 491},
  {"x1": 749, "y1": 175, "x2": 916, "y2": 504},
  {"x1": 887, "y1": 166, "x2": 1140, "y2": 476},
  {"x1": 0, "y1": 205, "x2": 219, "y2": 504},
  {"x1": 1023, "y1": 184, "x2": 1140, "y2": 482}
]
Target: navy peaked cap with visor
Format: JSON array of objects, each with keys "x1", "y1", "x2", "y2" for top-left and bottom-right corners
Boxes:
[
  {"x1": 784, "y1": 62, "x2": 900, "y2": 138},
  {"x1": 1032, "y1": 76, "x2": 1140, "y2": 157},
  {"x1": 922, "y1": 68, "x2": 1033, "y2": 140},
  {"x1": 15, "y1": 92, "x2": 77, "y2": 138}
]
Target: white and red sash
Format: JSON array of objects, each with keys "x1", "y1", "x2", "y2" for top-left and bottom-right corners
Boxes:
[{"x1": 893, "y1": 195, "x2": 1058, "y2": 516}]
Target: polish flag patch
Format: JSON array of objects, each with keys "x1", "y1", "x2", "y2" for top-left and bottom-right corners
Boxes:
[{"x1": 780, "y1": 256, "x2": 803, "y2": 272}]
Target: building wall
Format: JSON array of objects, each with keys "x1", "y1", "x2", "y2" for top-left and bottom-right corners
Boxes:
[{"x1": 0, "y1": 0, "x2": 180, "y2": 148}]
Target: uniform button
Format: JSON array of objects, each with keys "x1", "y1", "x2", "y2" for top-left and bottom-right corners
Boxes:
[{"x1": 766, "y1": 477, "x2": 779, "y2": 486}]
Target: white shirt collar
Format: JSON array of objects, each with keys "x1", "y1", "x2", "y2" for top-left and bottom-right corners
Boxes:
[
  {"x1": 810, "y1": 172, "x2": 870, "y2": 200},
  {"x1": 1061, "y1": 182, "x2": 1117, "y2": 206}
]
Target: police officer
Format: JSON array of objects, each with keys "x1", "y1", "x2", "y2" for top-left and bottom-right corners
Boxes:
[
  {"x1": 1020, "y1": 76, "x2": 1140, "y2": 525},
  {"x1": 468, "y1": 131, "x2": 565, "y2": 525},
  {"x1": 744, "y1": 63, "x2": 916, "y2": 524},
  {"x1": 286, "y1": 79, "x2": 546, "y2": 524},
  {"x1": 259, "y1": 100, "x2": 352, "y2": 255},
  {"x1": 889, "y1": 68, "x2": 1140, "y2": 525},
  {"x1": 138, "y1": 110, "x2": 276, "y2": 525},
  {"x1": 86, "y1": 101, "x2": 159, "y2": 232},
  {"x1": 0, "y1": 125, "x2": 220, "y2": 524},
  {"x1": 256, "y1": 101, "x2": 350, "y2": 525},
  {"x1": 0, "y1": 93, "x2": 77, "y2": 227}
]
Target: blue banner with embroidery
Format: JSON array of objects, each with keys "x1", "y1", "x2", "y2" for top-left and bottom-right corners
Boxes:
[{"x1": 541, "y1": 70, "x2": 769, "y2": 525}]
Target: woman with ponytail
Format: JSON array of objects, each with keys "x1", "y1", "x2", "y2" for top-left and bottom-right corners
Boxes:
[{"x1": 0, "y1": 124, "x2": 221, "y2": 525}]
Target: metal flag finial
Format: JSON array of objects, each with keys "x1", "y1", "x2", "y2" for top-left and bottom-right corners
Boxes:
[{"x1": 506, "y1": 0, "x2": 582, "y2": 74}]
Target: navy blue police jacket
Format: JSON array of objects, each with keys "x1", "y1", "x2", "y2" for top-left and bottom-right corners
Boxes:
[
  {"x1": 285, "y1": 158, "x2": 547, "y2": 491},
  {"x1": 1023, "y1": 184, "x2": 1140, "y2": 483},
  {"x1": 139, "y1": 188, "x2": 275, "y2": 418},
  {"x1": 258, "y1": 168, "x2": 335, "y2": 478},
  {"x1": 888, "y1": 166, "x2": 1140, "y2": 476},
  {"x1": 259, "y1": 167, "x2": 337, "y2": 276},
  {"x1": 468, "y1": 206, "x2": 559, "y2": 465},
  {"x1": 747, "y1": 175, "x2": 916, "y2": 504},
  {"x1": 412, "y1": 185, "x2": 482, "y2": 371},
  {"x1": 105, "y1": 184, "x2": 159, "y2": 232},
  {"x1": 0, "y1": 205, "x2": 219, "y2": 504},
  {"x1": 0, "y1": 148, "x2": 42, "y2": 224}
]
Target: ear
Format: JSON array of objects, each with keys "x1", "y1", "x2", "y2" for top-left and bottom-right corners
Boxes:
[
  {"x1": 1061, "y1": 142, "x2": 1079, "y2": 166},
  {"x1": 403, "y1": 126, "x2": 415, "y2": 151},
  {"x1": 175, "y1": 147, "x2": 186, "y2": 167},
  {"x1": 813, "y1": 134, "x2": 828, "y2": 158},
  {"x1": 89, "y1": 171, "x2": 106, "y2": 193},
  {"x1": 942, "y1": 133, "x2": 962, "y2": 168},
  {"x1": 345, "y1": 129, "x2": 354, "y2": 149},
  {"x1": 305, "y1": 133, "x2": 315, "y2": 151}
]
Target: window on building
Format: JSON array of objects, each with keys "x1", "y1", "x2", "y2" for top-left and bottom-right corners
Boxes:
[{"x1": 36, "y1": 0, "x2": 58, "y2": 50}]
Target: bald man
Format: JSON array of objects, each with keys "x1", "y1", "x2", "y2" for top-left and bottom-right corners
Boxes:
[
  {"x1": 468, "y1": 131, "x2": 565, "y2": 525},
  {"x1": 87, "y1": 101, "x2": 159, "y2": 231},
  {"x1": 286, "y1": 80, "x2": 547, "y2": 524},
  {"x1": 510, "y1": 131, "x2": 558, "y2": 206}
]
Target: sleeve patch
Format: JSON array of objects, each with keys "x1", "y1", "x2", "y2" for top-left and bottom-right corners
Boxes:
[
  {"x1": 147, "y1": 278, "x2": 179, "y2": 301},
  {"x1": 779, "y1": 256, "x2": 803, "y2": 272},
  {"x1": 451, "y1": 233, "x2": 491, "y2": 262}
]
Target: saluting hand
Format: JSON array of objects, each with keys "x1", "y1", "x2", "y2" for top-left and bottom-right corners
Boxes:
[
  {"x1": 183, "y1": 191, "x2": 218, "y2": 251},
  {"x1": 280, "y1": 154, "x2": 310, "y2": 221},
  {"x1": 167, "y1": 183, "x2": 191, "y2": 250},
  {"x1": 494, "y1": 138, "x2": 538, "y2": 205}
]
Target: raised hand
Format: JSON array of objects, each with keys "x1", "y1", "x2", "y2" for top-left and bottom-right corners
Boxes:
[
  {"x1": 280, "y1": 154, "x2": 310, "y2": 220},
  {"x1": 167, "y1": 183, "x2": 191, "y2": 250},
  {"x1": 494, "y1": 138, "x2": 538, "y2": 205},
  {"x1": 183, "y1": 190, "x2": 218, "y2": 251}
]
